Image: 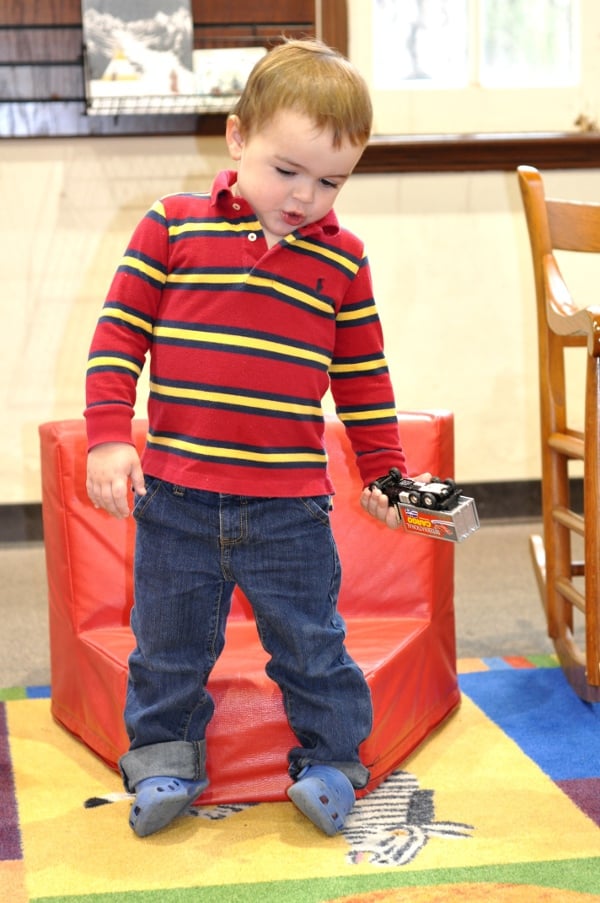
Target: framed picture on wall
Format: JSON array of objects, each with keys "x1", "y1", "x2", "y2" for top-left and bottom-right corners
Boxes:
[
  {"x1": 82, "y1": 0, "x2": 195, "y2": 114},
  {"x1": 192, "y1": 46, "x2": 267, "y2": 111}
]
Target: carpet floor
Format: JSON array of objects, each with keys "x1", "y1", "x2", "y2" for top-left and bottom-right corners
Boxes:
[{"x1": 2, "y1": 656, "x2": 599, "y2": 902}]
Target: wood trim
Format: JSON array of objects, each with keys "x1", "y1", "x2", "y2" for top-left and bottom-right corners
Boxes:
[
  {"x1": 320, "y1": 0, "x2": 348, "y2": 53},
  {"x1": 190, "y1": 0, "x2": 313, "y2": 26},
  {"x1": 357, "y1": 132, "x2": 600, "y2": 174}
]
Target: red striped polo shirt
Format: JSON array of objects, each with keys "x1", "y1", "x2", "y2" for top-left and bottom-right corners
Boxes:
[{"x1": 85, "y1": 169, "x2": 406, "y2": 496}]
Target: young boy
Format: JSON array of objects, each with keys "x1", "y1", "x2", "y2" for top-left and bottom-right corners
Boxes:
[{"x1": 85, "y1": 38, "x2": 409, "y2": 839}]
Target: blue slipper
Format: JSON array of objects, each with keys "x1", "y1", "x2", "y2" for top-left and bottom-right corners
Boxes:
[
  {"x1": 287, "y1": 765, "x2": 355, "y2": 836},
  {"x1": 129, "y1": 776, "x2": 208, "y2": 837}
]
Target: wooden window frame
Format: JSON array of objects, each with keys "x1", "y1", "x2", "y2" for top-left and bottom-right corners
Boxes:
[{"x1": 357, "y1": 132, "x2": 600, "y2": 173}]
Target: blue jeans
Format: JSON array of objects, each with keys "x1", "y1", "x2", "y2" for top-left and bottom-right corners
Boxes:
[{"x1": 118, "y1": 478, "x2": 372, "y2": 793}]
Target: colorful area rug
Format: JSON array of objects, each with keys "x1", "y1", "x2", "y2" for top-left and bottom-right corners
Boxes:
[{"x1": 2, "y1": 656, "x2": 599, "y2": 902}]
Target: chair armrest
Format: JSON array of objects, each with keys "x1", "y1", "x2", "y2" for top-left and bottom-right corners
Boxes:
[
  {"x1": 544, "y1": 255, "x2": 600, "y2": 355},
  {"x1": 40, "y1": 420, "x2": 140, "y2": 635}
]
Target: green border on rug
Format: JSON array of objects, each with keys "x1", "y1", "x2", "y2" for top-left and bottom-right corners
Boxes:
[
  {"x1": 0, "y1": 687, "x2": 28, "y2": 701},
  {"x1": 30, "y1": 857, "x2": 600, "y2": 902}
]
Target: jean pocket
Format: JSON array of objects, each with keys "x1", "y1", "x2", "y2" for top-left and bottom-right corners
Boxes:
[
  {"x1": 297, "y1": 495, "x2": 333, "y2": 525},
  {"x1": 132, "y1": 477, "x2": 162, "y2": 520}
]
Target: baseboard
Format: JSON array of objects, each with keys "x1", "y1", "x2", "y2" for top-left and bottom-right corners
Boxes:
[
  {"x1": 460, "y1": 477, "x2": 582, "y2": 522},
  {"x1": 0, "y1": 504, "x2": 44, "y2": 543},
  {"x1": 0, "y1": 479, "x2": 582, "y2": 543},
  {"x1": 460, "y1": 479, "x2": 543, "y2": 522}
]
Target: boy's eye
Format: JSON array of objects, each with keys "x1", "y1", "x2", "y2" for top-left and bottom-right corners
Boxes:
[{"x1": 275, "y1": 167, "x2": 338, "y2": 189}]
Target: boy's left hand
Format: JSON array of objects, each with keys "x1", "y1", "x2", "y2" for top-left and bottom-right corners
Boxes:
[{"x1": 360, "y1": 472, "x2": 432, "y2": 530}]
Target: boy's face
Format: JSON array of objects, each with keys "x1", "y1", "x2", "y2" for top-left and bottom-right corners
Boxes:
[{"x1": 226, "y1": 109, "x2": 364, "y2": 248}]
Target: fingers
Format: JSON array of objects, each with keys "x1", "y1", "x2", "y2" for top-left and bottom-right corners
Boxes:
[
  {"x1": 86, "y1": 474, "x2": 131, "y2": 519},
  {"x1": 360, "y1": 486, "x2": 402, "y2": 530},
  {"x1": 130, "y1": 461, "x2": 147, "y2": 499},
  {"x1": 86, "y1": 443, "x2": 146, "y2": 519}
]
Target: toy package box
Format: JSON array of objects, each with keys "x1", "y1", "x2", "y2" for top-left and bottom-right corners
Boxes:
[{"x1": 396, "y1": 495, "x2": 480, "y2": 543}]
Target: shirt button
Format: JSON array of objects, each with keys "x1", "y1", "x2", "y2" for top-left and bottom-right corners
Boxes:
[
  {"x1": 232, "y1": 202, "x2": 241, "y2": 210},
  {"x1": 248, "y1": 232, "x2": 257, "y2": 242}
]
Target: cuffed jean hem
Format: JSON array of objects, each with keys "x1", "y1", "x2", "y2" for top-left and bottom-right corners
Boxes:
[
  {"x1": 119, "y1": 739, "x2": 207, "y2": 794},
  {"x1": 289, "y1": 757, "x2": 370, "y2": 790}
]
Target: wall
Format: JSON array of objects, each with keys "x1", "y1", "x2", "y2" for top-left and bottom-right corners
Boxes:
[
  {"x1": 338, "y1": 166, "x2": 599, "y2": 483},
  {"x1": 3, "y1": 134, "x2": 600, "y2": 503}
]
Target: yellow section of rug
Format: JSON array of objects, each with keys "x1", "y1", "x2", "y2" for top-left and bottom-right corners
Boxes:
[{"x1": 6, "y1": 693, "x2": 599, "y2": 899}]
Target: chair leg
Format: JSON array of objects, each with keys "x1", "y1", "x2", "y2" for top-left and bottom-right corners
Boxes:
[
  {"x1": 530, "y1": 509, "x2": 600, "y2": 701},
  {"x1": 529, "y1": 534, "x2": 546, "y2": 605},
  {"x1": 584, "y1": 355, "x2": 600, "y2": 689}
]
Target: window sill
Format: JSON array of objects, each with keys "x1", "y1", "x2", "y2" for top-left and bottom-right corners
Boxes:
[{"x1": 357, "y1": 131, "x2": 600, "y2": 173}]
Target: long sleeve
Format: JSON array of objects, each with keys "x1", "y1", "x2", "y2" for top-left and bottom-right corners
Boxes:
[
  {"x1": 85, "y1": 201, "x2": 168, "y2": 449},
  {"x1": 330, "y1": 249, "x2": 406, "y2": 484}
]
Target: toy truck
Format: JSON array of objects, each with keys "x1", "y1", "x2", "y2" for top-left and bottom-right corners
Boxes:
[
  {"x1": 370, "y1": 468, "x2": 480, "y2": 543},
  {"x1": 371, "y1": 469, "x2": 462, "y2": 511}
]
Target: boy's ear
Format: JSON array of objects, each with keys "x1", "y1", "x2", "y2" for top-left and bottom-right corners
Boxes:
[{"x1": 226, "y1": 115, "x2": 245, "y2": 160}]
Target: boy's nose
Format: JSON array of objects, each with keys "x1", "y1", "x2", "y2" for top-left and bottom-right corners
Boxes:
[{"x1": 292, "y1": 180, "x2": 314, "y2": 204}]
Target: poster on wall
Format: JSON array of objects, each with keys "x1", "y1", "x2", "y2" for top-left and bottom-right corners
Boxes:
[
  {"x1": 82, "y1": 0, "x2": 196, "y2": 114},
  {"x1": 192, "y1": 46, "x2": 267, "y2": 110},
  {"x1": 82, "y1": 1, "x2": 267, "y2": 115}
]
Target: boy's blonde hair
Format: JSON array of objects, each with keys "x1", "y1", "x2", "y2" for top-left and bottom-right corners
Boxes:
[{"x1": 232, "y1": 39, "x2": 372, "y2": 148}]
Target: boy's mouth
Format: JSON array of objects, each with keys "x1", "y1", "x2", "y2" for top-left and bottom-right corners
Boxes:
[{"x1": 281, "y1": 210, "x2": 304, "y2": 227}]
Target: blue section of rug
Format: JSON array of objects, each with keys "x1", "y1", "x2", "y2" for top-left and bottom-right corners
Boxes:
[
  {"x1": 459, "y1": 667, "x2": 600, "y2": 782},
  {"x1": 26, "y1": 685, "x2": 51, "y2": 699}
]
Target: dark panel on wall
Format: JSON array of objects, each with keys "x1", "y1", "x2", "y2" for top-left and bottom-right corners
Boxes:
[
  {"x1": 1, "y1": 0, "x2": 82, "y2": 25},
  {"x1": 0, "y1": 0, "x2": 327, "y2": 138},
  {"x1": 0, "y1": 26, "x2": 82, "y2": 61}
]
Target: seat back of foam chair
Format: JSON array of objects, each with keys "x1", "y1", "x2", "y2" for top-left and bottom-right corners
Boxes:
[{"x1": 39, "y1": 410, "x2": 454, "y2": 636}]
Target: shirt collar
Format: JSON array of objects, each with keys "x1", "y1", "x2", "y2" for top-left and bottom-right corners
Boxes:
[{"x1": 211, "y1": 169, "x2": 238, "y2": 206}]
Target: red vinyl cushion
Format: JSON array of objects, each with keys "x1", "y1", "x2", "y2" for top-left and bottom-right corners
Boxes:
[{"x1": 39, "y1": 412, "x2": 459, "y2": 803}]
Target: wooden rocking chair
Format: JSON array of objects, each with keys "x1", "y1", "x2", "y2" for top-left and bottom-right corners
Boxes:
[{"x1": 518, "y1": 164, "x2": 600, "y2": 701}]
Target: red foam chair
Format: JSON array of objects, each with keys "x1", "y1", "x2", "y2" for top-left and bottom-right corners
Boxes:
[{"x1": 39, "y1": 411, "x2": 459, "y2": 804}]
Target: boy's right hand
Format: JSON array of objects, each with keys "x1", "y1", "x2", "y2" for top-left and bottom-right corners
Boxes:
[{"x1": 86, "y1": 442, "x2": 146, "y2": 518}]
